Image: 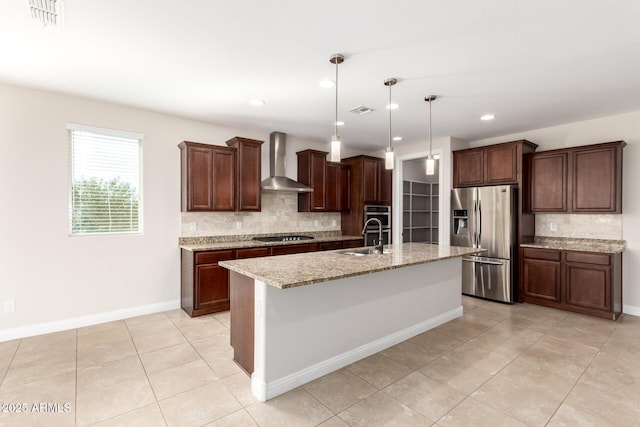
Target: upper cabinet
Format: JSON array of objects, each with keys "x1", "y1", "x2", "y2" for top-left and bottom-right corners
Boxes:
[
  {"x1": 342, "y1": 155, "x2": 392, "y2": 206},
  {"x1": 453, "y1": 140, "x2": 538, "y2": 188},
  {"x1": 529, "y1": 141, "x2": 625, "y2": 213},
  {"x1": 226, "y1": 137, "x2": 263, "y2": 212},
  {"x1": 297, "y1": 150, "x2": 351, "y2": 213},
  {"x1": 179, "y1": 137, "x2": 263, "y2": 212},
  {"x1": 180, "y1": 141, "x2": 236, "y2": 212}
]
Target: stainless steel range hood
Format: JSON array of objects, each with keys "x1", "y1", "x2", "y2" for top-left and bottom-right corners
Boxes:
[{"x1": 261, "y1": 131, "x2": 313, "y2": 192}]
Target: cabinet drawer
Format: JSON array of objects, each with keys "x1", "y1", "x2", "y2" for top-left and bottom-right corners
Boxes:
[
  {"x1": 522, "y1": 248, "x2": 561, "y2": 261},
  {"x1": 566, "y1": 251, "x2": 610, "y2": 266},
  {"x1": 195, "y1": 250, "x2": 235, "y2": 265},
  {"x1": 271, "y1": 243, "x2": 318, "y2": 256},
  {"x1": 236, "y1": 247, "x2": 270, "y2": 259},
  {"x1": 318, "y1": 241, "x2": 343, "y2": 251}
]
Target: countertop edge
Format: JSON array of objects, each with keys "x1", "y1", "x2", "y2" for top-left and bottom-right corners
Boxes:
[
  {"x1": 180, "y1": 235, "x2": 363, "y2": 251},
  {"x1": 220, "y1": 247, "x2": 485, "y2": 289}
]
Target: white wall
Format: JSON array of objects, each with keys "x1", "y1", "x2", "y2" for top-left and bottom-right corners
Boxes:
[
  {"x1": 0, "y1": 83, "x2": 332, "y2": 339},
  {"x1": 469, "y1": 111, "x2": 640, "y2": 314}
]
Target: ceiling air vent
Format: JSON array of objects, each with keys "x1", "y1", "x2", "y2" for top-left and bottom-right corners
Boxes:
[
  {"x1": 29, "y1": 0, "x2": 63, "y2": 26},
  {"x1": 349, "y1": 105, "x2": 375, "y2": 115}
]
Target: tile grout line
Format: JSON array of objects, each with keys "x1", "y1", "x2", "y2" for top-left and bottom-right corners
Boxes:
[
  {"x1": 124, "y1": 314, "x2": 171, "y2": 427},
  {"x1": 542, "y1": 321, "x2": 618, "y2": 426},
  {"x1": 0, "y1": 338, "x2": 21, "y2": 388}
]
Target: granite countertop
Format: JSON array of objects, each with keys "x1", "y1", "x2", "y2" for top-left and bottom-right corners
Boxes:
[
  {"x1": 219, "y1": 243, "x2": 485, "y2": 289},
  {"x1": 179, "y1": 233, "x2": 363, "y2": 251},
  {"x1": 520, "y1": 237, "x2": 626, "y2": 254}
]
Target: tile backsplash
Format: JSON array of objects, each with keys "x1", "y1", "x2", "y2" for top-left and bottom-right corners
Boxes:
[
  {"x1": 535, "y1": 214, "x2": 622, "y2": 240},
  {"x1": 181, "y1": 192, "x2": 341, "y2": 237}
]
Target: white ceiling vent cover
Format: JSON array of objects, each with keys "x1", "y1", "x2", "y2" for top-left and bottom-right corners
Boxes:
[
  {"x1": 29, "y1": 0, "x2": 63, "y2": 26},
  {"x1": 349, "y1": 105, "x2": 375, "y2": 115}
]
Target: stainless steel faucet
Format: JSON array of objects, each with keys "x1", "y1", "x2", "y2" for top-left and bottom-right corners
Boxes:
[{"x1": 362, "y1": 218, "x2": 384, "y2": 254}]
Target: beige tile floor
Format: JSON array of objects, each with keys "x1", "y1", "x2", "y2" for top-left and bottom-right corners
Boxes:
[{"x1": 1, "y1": 296, "x2": 639, "y2": 426}]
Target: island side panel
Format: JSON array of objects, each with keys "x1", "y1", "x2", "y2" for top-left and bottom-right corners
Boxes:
[
  {"x1": 229, "y1": 270, "x2": 255, "y2": 375},
  {"x1": 256, "y1": 258, "x2": 462, "y2": 399}
]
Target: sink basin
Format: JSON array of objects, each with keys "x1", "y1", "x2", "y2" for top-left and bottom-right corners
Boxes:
[{"x1": 339, "y1": 248, "x2": 392, "y2": 256}]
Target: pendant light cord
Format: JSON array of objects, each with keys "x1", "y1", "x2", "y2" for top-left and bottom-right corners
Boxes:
[
  {"x1": 428, "y1": 97, "x2": 432, "y2": 156},
  {"x1": 388, "y1": 82, "x2": 392, "y2": 150},
  {"x1": 335, "y1": 59, "x2": 339, "y2": 138}
]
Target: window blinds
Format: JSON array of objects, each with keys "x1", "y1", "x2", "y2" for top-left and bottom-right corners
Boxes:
[{"x1": 68, "y1": 124, "x2": 142, "y2": 235}]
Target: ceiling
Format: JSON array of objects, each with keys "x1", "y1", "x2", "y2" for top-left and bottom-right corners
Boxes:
[{"x1": 1, "y1": 0, "x2": 640, "y2": 151}]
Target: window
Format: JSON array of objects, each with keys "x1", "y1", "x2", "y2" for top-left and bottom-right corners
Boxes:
[{"x1": 68, "y1": 123, "x2": 143, "y2": 235}]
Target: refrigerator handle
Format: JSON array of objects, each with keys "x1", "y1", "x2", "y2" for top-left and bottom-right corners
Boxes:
[
  {"x1": 477, "y1": 198, "x2": 482, "y2": 247},
  {"x1": 473, "y1": 197, "x2": 478, "y2": 248}
]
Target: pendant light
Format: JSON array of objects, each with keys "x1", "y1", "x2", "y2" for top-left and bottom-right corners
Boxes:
[
  {"x1": 329, "y1": 54, "x2": 344, "y2": 162},
  {"x1": 384, "y1": 78, "x2": 397, "y2": 170},
  {"x1": 425, "y1": 95, "x2": 437, "y2": 175}
]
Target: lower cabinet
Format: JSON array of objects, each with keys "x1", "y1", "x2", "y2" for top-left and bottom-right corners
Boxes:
[
  {"x1": 521, "y1": 247, "x2": 622, "y2": 320},
  {"x1": 181, "y1": 238, "x2": 364, "y2": 316}
]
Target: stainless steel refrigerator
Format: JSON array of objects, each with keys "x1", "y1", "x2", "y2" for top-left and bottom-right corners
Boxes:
[{"x1": 451, "y1": 185, "x2": 517, "y2": 303}]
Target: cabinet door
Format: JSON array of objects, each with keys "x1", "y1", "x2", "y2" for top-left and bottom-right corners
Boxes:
[
  {"x1": 187, "y1": 146, "x2": 214, "y2": 211},
  {"x1": 379, "y1": 161, "x2": 393, "y2": 206},
  {"x1": 485, "y1": 144, "x2": 517, "y2": 184},
  {"x1": 194, "y1": 250, "x2": 235, "y2": 312},
  {"x1": 530, "y1": 152, "x2": 568, "y2": 212},
  {"x1": 339, "y1": 164, "x2": 351, "y2": 212},
  {"x1": 362, "y1": 157, "x2": 380, "y2": 204},
  {"x1": 453, "y1": 150, "x2": 484, "y2": 187},
  {"x1": 297, "y1": 150, "x2": 327, "y2": 212},
  {"x1": 572, "y1": 146, "x2": 618, "y2": 212},
  {"x1": 228, "y1": 138, "x2": 262, "y2": 212},
  {"x1": 523, "y1": 258, "x2": 561, "y2": 302},
  {"x1": 326, "y1": 162, "x2": 340, "y2": 212},
  {"x1": 211, "y1": 149, "x2": 236, "y2": 211},
  {"x1": 565, "y1": 263, "x2": 611, "y2": 312}
]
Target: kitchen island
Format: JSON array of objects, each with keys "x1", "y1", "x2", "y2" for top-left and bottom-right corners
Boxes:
[{"x1": 220, "y1": 242, "x2": 484, "y2": 401}]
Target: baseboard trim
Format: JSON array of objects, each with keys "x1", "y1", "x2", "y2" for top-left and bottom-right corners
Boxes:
[
  {"x1": 0, "y1": 300, "x2": 180, "y2": 342},
  {"x1": 623, "y1": 304, "x2": 640, "y2": 317},
  {"x1": 261, "y1": 305, "x2": 463, "y2": 401}
]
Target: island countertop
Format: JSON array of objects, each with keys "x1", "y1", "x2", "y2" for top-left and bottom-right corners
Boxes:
[{"x1": 219, "y1": 242, "x2": 484, "y2": 289}]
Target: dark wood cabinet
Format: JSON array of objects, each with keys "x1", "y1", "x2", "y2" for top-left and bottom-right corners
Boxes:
[
  {"x1": 341, "y1": 155, "x2": 392, "y2": 237},
  {"x1": 181, "y1": 249, "x2": 235, "y2": 316},
  {"x1": 297, "y1": 151, "x2": 351, "y2": 213},
  {"x1": 182, "y1": 238, "x2": 364, "y2": 316},
  {"x1": 453, "y1": 149, "x2": 484, "y2": 187},
  {"x1": 180, "y1": 138, "x2": 263, "y2": 212},
  {"x1": 529, "y1": 141, "x2": 625, "y2": 213},
  {"x1": 180, "y1": 141, "x2": 236, "y2": 212},
  {"x1": 522, "y1": 248, "x2": 561, "y2": 302},
  {"x1": 297, "y1": 150, "x2": 327, "y2": 212},
  {"x1": 530, "y1": 152, "x2": 568, "y2": 212},
  {"x1": 521, "y1": 247, "x2": 622, "y2": 320},
  {"x1": 226, "y1": 137, "x2": 263, "y2": 212},
  {"x1": 453, "y1": 140, "x2": 537, "y2": 188}
]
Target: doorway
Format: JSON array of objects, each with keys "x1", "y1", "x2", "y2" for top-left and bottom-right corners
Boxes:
[{"x1": 401, "y1": 157, "x2": 440, "y2": 243}]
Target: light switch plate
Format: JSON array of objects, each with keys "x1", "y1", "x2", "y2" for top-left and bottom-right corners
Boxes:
[{"x1": 550, "y1": 222, "x2": 557, "y2": 231}]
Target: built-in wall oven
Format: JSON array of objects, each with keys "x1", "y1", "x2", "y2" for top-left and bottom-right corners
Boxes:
[{"x1": 364, "y1": 205, "x2": 392, "y2": 246}]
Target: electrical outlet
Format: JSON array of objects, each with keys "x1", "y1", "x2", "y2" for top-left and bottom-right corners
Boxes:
[
  {"x1": 314, "y1": 220, "x2": 319, "y2": 227},
  {"x1": 235, "y1": 221, "x2": 242, "y2": 230},
  {"x1": 3, "y1": 300, "x2": 15, "y2": 313},
  {"x1": 549, "y1": 222, "x2": 557, "y2": 231},
  {"x1": 331, "y1": 219, "x2": 337, "y2": 227},
  {"x1": 189, "y1": 222, "x2": 197, "y2": 231}
]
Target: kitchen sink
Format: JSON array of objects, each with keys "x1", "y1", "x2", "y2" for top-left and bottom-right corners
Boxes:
[{"x1": 339, "y1": 248, "x2": 392, "y2": 256}]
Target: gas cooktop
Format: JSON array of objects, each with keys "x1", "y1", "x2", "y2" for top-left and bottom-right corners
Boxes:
[{"x1": 252, "y1": 235, "x2": 315, "y2": 243}]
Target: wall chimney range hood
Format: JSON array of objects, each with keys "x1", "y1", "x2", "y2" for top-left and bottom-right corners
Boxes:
[{"x1": 261, "y1": 131, "x2": 313, "y2": 192}]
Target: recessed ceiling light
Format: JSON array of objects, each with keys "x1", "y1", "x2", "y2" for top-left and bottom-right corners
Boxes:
[
  {"x1": 393, "y1": 136, "x2": 402, "y2": 141},
  {"x1": 386, "y1": 103, "x2": 399, "y2": 110},
  {"x1": 249, "y1": 99, "x2": 265, "y2": 106},
  {"x1": 319, "y1": 79, "x2": 335, "y2": 88},
  {"x1": 481, "y1": 114, "x2": 495, "y2": 121},
  {"x1": 335, "y1": 121, "x2": 345, "y2": 126}
]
